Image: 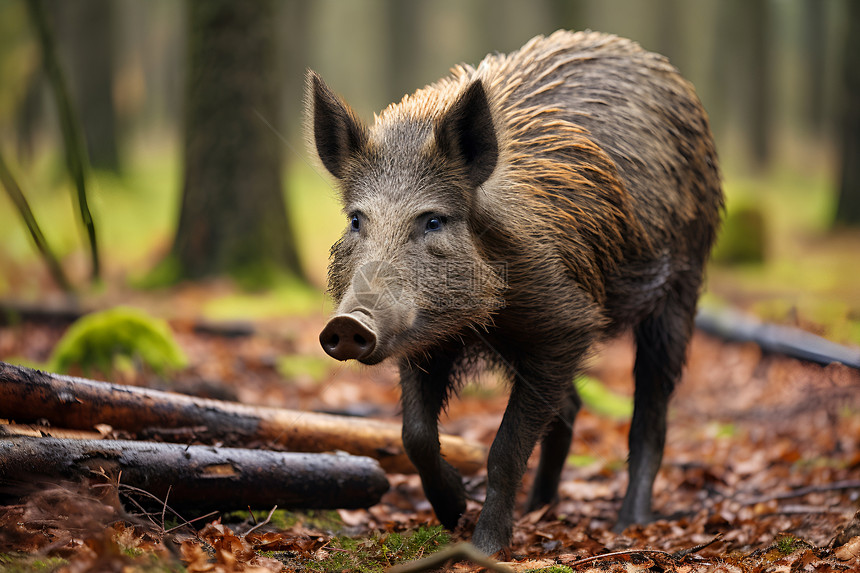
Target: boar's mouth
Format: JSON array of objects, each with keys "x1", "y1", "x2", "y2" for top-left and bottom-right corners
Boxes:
[{"x1": 319, "y1": 310, "x2": 381, "y2": 363}]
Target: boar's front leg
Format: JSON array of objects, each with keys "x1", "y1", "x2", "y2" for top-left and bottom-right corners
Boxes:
[
  {"x1": 399, "y1": 355, "x2": 466, "y2": 530},
  {"x1": 526, "y1": 383, "x2": 581, "y2": 511}
]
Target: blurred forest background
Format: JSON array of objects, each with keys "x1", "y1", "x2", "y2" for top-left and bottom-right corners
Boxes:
[{"x1": 0, "y1": 0, "x2": 858, "y2": 344}]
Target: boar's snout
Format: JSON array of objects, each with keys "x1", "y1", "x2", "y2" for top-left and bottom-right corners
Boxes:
[{"x1": 319, "y1": 313, "x2": 377, "y2": 361}]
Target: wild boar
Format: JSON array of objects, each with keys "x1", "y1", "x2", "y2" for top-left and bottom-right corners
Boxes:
[{"x1": 309, "y1": 30, "x2": 723, "y2": 554}]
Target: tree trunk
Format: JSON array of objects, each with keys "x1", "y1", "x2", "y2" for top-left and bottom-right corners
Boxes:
[
  {"x1": 0, "y1": 436, "x2": 389, "y2": 511},
  {"x1": 171, "y1": 0, "x2": 302, "y2": 282},
  {"x1": 747, "y1": 0, "x2": 771, "y2": 169},
  {"x1": 548, "y1": 0, "x2": 584, "y2": 32},
  {"x1": 654, "y1": 0, "x2": 682, "y2": 68},
  {"x1": 802, "y1": 0, "x2": 827, "y2": 137},
  {"x1": 695, "y1": 307, "x2": 860, "y2": 369},
  {"x1": 711, "y1": 0, "x2": 771, "y2": 170},
  {"x1": 52, "y1": 0, "x2": 120, "y2": 172},
  {"x1": 385, "y1": 0, "x2": 422, "y2": 104},
  {"x1": 835, "y1": 0, "x2": 860, "y2": 227},
  {"x1": 279, "y1": 0, "x2": 312, "y2": 143},
  {"x1": 0, "y1": 152, "x2": 73, "y2": 292},
  {"x1": 27, "y1": 0, "x2": 100, "y2": 282}
]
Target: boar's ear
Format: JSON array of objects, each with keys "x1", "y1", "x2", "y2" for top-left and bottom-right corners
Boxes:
[
  {"x1": 307, "y1": 70, "x2": 369, "y2": 180},
  {"x1": 435, "y1": 79, "x2": 498, "y2": 188}
]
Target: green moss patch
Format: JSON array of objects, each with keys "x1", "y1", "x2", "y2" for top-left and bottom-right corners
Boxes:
[
  {"x1": 306, "y1": 526, "x2": 450, "y2": 573},
  {"x1": 49, "y1": 306, "x2": 187, "y2": 375}
]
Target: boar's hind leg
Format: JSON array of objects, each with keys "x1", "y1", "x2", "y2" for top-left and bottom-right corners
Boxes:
[
  {"x1": 472, "y1": 359, "x2": 581, "y2": 555},
  {"x1": 399, "y1": 355, "x2": 465, "y2": 530},
  {"x1": 616, "y1": 281, "x2": 698, "y2": 531},
  {"x1": 525, "y1": 384, "x2": 581, "y2": 511}
]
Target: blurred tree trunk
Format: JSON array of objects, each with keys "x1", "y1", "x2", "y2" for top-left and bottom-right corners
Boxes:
[
  {"x1": 712, "y1": 0, "x2": 771, "y2": 170},
  {"x1": 709, "y1": 0, "x2": 733, "y2": 142},
  {"x1": 835, "y1": 0, "x2": 860, "y2": 227},
  {"x1": 52, "y1": 0, "x2": 120, "y2": 172},
  {"x1": 172, "y1": 0, "x2": 302, "y2": 283},
  {"x1": 280, "y1": 0, "x2": 311, "y2": 142},
  {"x1": 28, "y1": 0, "x2": 101, "y2": 282},
  {"x1": 654, "y1": 0, "x2": 682, "y2": 66},
  {"x1": 548, "y1": 0, "x2": 583, "y2": 31},
  {"x1": 747, "y1": 0, "x2": 770, "y2": 169},
  {"x1": 385, "y1": 0, "x2": 421, "y2": 103},
  {"x1": 802, "y1": 0, "x2": 826, "y2": 137}
]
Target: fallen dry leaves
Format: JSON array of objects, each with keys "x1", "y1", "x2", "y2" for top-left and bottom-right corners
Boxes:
[
  {"x1": 181, "y1": 521, "x2": 285, "y2": 572},
  {"x1": 1, "y1": 310, "x2": 860, "y2": 571}
]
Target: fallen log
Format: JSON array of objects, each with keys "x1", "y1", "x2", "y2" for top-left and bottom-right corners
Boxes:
[
  {"x1": 696, "y1": 307, "x2": 860, "y2": 370},
  {"x1": 0, "y1": 436, "x2": 389, "y2": 511},
  {"x1": 0, "y1": 361, "x2": 486, "y2": 475},
  {"x1": 0, "y1": 298, "x2": 83, "y2": 326}
]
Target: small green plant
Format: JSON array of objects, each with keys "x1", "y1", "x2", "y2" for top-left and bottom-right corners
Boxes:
[
  {"x1": 567, "y1": 453, "x2": 600, "y2": 467},
  {"x1": 715, "y1": 422, "x2": 737, "y2": 439},
  {"x1": 775, "y1": 534, "x2": 798, "y2": 555},
  {"x1": 0, "y1": 553, "x2": 68, "y2": 572},
  {"x1": 576, "y1": 376, "x2": 633, "y2": 419},
  {"x1": 385, "y1": 526, "x2": 450, "y2": 563},
  {"x1": 49, "y1": 306, "x2": 188, "y2": 375},
  {"x1": 306, "y1": 526, "x2": 450, "y2": 572},
  {"x1": 225, "y1": 509, "x2": 343, "y2": 532},
  {"x1": 120, "y1": 546, "x2": 145, "y2": 558}
]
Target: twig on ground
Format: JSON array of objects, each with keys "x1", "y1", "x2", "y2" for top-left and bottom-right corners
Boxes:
[
  {"x1": 161, "y1": 484, "x2": 171, "y2": 531},
  {"x1": 386, "y1": 542, "x2": 514, "y2": 573},
  {"x1": 564, "y1": 549, "x2": 675, "y2": 569},
  {"x1": 89, "y1": 473, "x2": 218, "y2": 536},
  {"x1": 162, "y1": 511, "x2": 221, "y2": 535},
  {"x1": 765, "y1": 504, "x2": 849, "y2": 515},
  {"x1": 737, "y1": 480, "x2": 860, "y2": 506},
  {"x1": 243, "y1": 506, "x2": 277, "y2": 539},
  {"x1": 672, "y1": 533, "x2": 724, "y2": 559}
]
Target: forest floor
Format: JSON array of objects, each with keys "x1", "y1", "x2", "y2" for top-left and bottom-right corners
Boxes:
[
  {"x1": 1, "y1": 156, "x2": 859, "y2": 571},
  {"x1": 1, "y1": 287, "x2": 860, "y2": 572}
]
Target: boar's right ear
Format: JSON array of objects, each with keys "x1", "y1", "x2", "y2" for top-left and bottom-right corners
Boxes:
[
  {"x1": 435, "y1": 79, "x2": 498, "y2": 188},
  {"x1": 307, "y1": 70, "x2": 369, "y2": 180}
]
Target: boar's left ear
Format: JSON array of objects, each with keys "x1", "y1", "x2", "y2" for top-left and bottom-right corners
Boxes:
[
  {"x1": 307, "y1": 70, "x2": 369, "y2": 180},
  {"x1": 435, "y1": 79, "x2": 498, "y2": 188}
]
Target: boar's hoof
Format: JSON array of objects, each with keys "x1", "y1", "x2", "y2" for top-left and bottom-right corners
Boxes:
[{"x1": 320, "y1": 314, "x2": 377, "y2": 361}]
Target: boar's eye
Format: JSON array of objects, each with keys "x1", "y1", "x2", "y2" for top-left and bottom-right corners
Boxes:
[
  {"x1": 425, "y1": 216, "x2": 445, "y2": 232},
  {"x1": 349, "y1": 213, "x2": 361, "y2": 232}
]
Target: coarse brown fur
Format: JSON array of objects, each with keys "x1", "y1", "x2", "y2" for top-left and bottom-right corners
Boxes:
[{"x1": 309, "y1": 30, "x2": 723, "y2": 554}]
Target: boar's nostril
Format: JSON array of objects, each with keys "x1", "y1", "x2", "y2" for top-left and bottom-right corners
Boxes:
[{"x1": 319, "y1": 314, "x2": 377, "y2": 361}]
